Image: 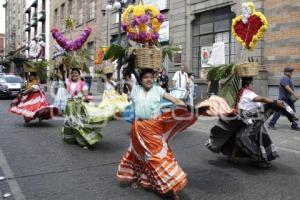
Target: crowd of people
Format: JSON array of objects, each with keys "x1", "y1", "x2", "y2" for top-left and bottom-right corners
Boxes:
[{"x1": 7, "y1": 64, "x2": 300, "y2": 200}]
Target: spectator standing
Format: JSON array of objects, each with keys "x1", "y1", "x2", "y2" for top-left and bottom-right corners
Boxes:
[
  {"x1": 268, "y1": 67, "x2": 300, "y2": 130},
  {"x1": 172, "y1": 64, "x2": 189, "y2": 100},
  {"x1": 158, "y1": 69, "x2": 169, "y2": 92}
]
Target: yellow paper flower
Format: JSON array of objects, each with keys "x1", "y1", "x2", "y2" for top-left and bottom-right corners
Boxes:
[
  {"x1": 153, "y1": 27, "x2": 160, "y2": 33},
  {"x1": 133, "y1": 4, "x2": 145, "y2": 17},
  {"x1": 139, "y1": 23, "x2": 147, "y2": 33},
  {"x1": 152, "y1": 18, "x2": 160, "y2": 26},
  {"x1": 146, "y1": 5, "x2": 159, "y2": 17},
  {"x1": 122, "y1": 5, "x2": 134, "y2": 23},
  {"x1": 248, "y1": 2, "x2": 256, "y2": 13}
]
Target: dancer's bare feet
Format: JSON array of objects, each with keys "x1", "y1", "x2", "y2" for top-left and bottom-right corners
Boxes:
[
  {"x1": 256, "y1": 160, "x2": 271, "y2": 168},
  {"x1": 131, "y1": 182, "x2": 138, "y2": 189},
  {"x1": 228, "y1": 156, "x2": 239, "y2": 164},
  {"x1": 229, "y1": 143, "x2": 239, "y2": 164},
  {"x1": 83, "y1": 146, "x2": 89, "y2": 150},
  {"x1": 173, "y1": 193, "x2": 180, "y2": 200}
]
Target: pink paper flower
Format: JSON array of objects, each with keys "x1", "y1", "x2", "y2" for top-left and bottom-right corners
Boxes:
[
  {"x1": 157, "y1": 14, "x2": 165, "y2": 23},
  {"x1": 51, "y1": 27, "x2": 92, "y2": 51}
]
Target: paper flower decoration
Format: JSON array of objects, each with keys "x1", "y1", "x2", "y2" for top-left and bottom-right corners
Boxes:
[
  {"x1": 95, "y1": 47, "x2": 109, "y2": 65},
  {"x1": 28, "y1": 40, "x2": 45, "y2": 59},
  {"x1": 122, "y1": 4, "x2": 165, "y2": 44},
  {"x1": 51, "y1": 27, "x2": 92, "y2": 51},
  {"x1": 232, "y1": 2, "x2": 268, "y2": 50}
]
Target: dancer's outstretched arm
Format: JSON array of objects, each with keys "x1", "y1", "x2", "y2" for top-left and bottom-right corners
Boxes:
[
  {"x1": 253, "y1": 96, "x2": 284, "y2": 108},
  {"x1": 163, "y1": 92, "x2": 186, "y2": 106}
]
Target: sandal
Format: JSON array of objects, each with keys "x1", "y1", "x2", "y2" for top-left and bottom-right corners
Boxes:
[
  {"x1": 173, "y1": 193, "x2": 180, "y2": 200},
  {"x1": 228, "y1": 156, "x2": 239, "y2": 164},
  {"x1": 83, "y1": 146, "x2": 89, "y2": 150},
  {"x1": 131, "y1": 182, "x2": 139, "y2": 189}
]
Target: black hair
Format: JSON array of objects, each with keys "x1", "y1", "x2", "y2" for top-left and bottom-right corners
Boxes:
[
  {"x1": 106, "y1": 73, "x2": 113, "y2": 79},
  {"x1": 70, "y1": 68, "x2": 81, "y2": 75},
  {"x1": 241, "y1": 77, "x2": 253, "y2": 88},
  {"x1": 139, "y1": 68, "x2": 155, "y2": 85},
  {"x1": 188, "y1": 72, "x2": 194, "y2": 78},
  {"x1": 29, "y1": 72, "x2": 37, "y2": 77}
]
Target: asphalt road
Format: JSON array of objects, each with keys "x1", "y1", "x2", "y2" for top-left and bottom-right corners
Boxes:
[{"x1": 0, "y1": 98, "x2": 300, "y2": 200}]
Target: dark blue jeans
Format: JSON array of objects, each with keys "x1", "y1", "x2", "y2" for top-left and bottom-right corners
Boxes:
[
  {"x1": 87, "y1": 82, "x2": 92, "y2": 92},
  {"x1": 269, "y1": 99, "x2": 298, "y2": 128}
]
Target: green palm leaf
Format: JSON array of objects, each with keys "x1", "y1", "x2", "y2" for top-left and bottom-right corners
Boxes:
[
  {"x1": 219, "y1": 74, "x2": 240, "y2": 108},
  {"x1": 206, "y1": 64, "x2": 239, "y2": 107},
  {"x1": 207, "y1": 64, "x2": 235, "y2": 80},
  {"x1": 103, "y1": 44, "x2": 126, "y2": 61}
]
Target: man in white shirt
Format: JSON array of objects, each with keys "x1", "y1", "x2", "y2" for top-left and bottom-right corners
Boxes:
[{"x1": 172, "y1": 64, "x2": 189, "y2": 100}]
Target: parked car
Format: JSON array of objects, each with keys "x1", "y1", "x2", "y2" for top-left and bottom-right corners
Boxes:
[{"x1": 0, "y1": 75, "x2": 25, "y2": 98}]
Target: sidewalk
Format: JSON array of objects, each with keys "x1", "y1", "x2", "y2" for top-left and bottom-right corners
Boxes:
[{"x1": 191, "y1": 116, "x2": 300, "y2": 153}]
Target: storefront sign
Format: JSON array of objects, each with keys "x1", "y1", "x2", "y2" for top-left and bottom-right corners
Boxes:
[
  {"x1": 201, "y1": 46, "x2": 213, "y2": 68},
  {"x1": 143, "y1": 0, "x2": 168, "y2": 11},
  {"x1": 209, "y1": 42, "x2": 225, "y2": 66},
  {"x1": 159, "y1": 21, "x2": 169, "y2": 42}
]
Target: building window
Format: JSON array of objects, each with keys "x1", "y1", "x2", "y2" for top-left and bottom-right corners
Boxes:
[
  {"x1": 68, "y1": 0, "x2": 73, "y2": 17},
  {"x1": 88, "y1": 0, "x2": 96, "y2": 20},
  {"x1": 54, "y1": 9, "x2": 58, "y2": 27},
  {"x1": 42, "y1": 0, "x2": 46, "y2": 10},
  {"x1": 87, "y1": 42, "x2": 95, "y2": 67},
  {"x1": 42, "y1": 22, "x2": 46, "y2": 34},
  {"x1": 191, "y1": 7, "x2": 235, "y2": 77},
  {"x1": 60, "y1": 3, "x2": 65, "y2": 24},
  {"x1": 78, "y1": 0, "x2": 83, "y2": 25}
]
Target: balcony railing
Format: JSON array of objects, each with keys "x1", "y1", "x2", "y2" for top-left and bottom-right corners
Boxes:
[
  {"x1": 39, "y1": 33, "x2": 46, "y2": 42},
  {"x1": 24, "y1": 23, "x2": 30, "y2": 32},
  {"x1": 38, "y1": 10, "x2": 46, "y2": 21},
  {"x1": 31, "y1": 0, "x2": 38, "y2": 7},
  {"x1": 31, "y1": 19, "x2": 37, "y2": 27},
  {"x1": 31, "y1": 12, "x2": 37, "y2": 20},
  {"x1": 25, "y1": 7, "x2": 31, "y2": 13}
]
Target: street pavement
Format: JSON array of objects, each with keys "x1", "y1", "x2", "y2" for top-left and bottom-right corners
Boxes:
[{"x1": 0, "y1": 94, "x2": 300, "y2": 200}]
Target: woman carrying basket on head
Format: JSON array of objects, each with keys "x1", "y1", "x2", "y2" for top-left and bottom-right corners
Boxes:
[
  {"x1": 97, "y1": 66, "x2": 129, "y2": 119},
  {"x1": 206, "y1": 77, "x2": 298, "y2": 168},
  {"x1": 62, "y1": 68, "x2": 102, "y2": 149},
  {"x1": 117, "y1": 68, "x2": 200, "y2": 199}
]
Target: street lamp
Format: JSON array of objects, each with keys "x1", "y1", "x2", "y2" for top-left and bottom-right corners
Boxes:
[{"x1": 106, "y1": 0, "x2": 135, "y2": 93}]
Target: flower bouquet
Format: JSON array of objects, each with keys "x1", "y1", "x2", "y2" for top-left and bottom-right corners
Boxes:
[
  {"x1": 122, "y1": 4, "x2": 165, "y2": 70},
  {"x1": 51, "y1": 17, "x2": 92, "y2": 73},
  {"x1": 232, "y1": 2, "x2": 268, "y2": 77}
]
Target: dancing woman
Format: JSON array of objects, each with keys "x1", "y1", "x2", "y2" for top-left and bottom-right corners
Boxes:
[
  {"x1": 98, "y1": 70, "x2": 129, "y2": 117},
  {"x1": 62, "y1": 68, "x2": 102, "y2": 149},
  {"x1": 10, "y1": 72, "x2": 58, "y2": 124},
  {"x1": 206, "y1": 77, "x2": 297, "y2": 168},
  {"x1": 117, "y1": 69, "x2": 198, "y2": 199},
  {"x1": 54, "y1": 64, "x2": 68, "y2": 114}
]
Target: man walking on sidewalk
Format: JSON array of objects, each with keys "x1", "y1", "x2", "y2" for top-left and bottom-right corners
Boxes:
[
  {"x1": 172, "y1": 64, "x2": 189, "y2": 101},
  {"x1": 268, "y1": 67, "x2": 300, "y2": 130}
]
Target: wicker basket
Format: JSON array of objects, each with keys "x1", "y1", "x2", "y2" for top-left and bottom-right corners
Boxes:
[
  {"x1": 102, "y1": 66, "x2": 114, "y2": 74},
  {"x1": 23, "y1": 62, "x2": 38, "y2": 72},
  {"x1": 236, "y1": 62, "x2": 259, "y2": 77},
  {"x1": 135, "y1": 48, "x2": 162, "y2": 70}
]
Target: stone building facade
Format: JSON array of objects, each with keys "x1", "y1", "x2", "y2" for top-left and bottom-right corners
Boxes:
[
  {"x1": 103, "y1": 0, "x2": 300, "y2": 111},
  {"x1": 3, "y1": 0, "x2": 49, "y2": 73},
  {"x1": 0, "y1": 33, "x2": 5, "y2": 61},
  {"x1": 25, "y1": 0, "x2": 48, "y2": 59},
  {"x1": 3, "y1": 0, "x2": 26, "y2": 58}
]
